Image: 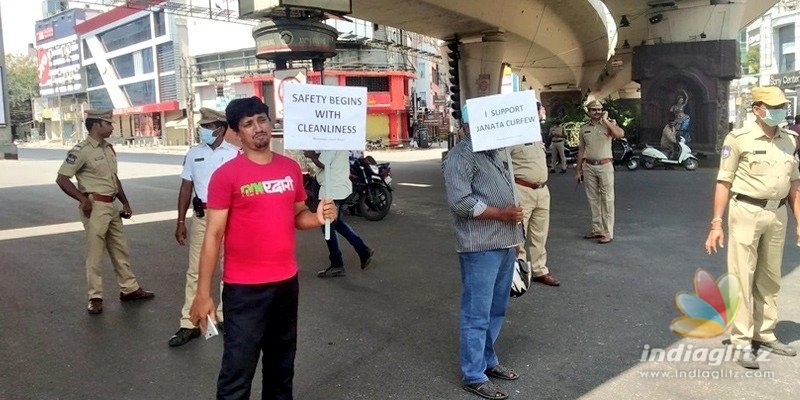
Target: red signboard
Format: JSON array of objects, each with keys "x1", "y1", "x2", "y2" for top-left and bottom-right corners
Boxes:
[
  {"x1": 112, "y1": 100, "x2": 180, "y2": 116},
  {"x1": 37, "y1": 48, "x2": 50, "y2": 86}
]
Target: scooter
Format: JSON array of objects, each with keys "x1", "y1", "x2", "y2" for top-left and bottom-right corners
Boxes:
[{"x1": 639, "y1": 136, "x2": 698, "y2": 170}]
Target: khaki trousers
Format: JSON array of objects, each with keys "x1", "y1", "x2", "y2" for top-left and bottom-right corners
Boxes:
[
  {"x1": 180, "y1": 214, "x2": 224, "y2": 329},
  {"x1": 727, "y1": 199, "x2": 785, "y2": 347},
  {"x1": 549, "y1": 141, "x2": 566, "y2": 171},
  {"x1": 516, "y1": 184, "x2": 550, "y2": 277},
  {"x1": 583, "y1": 163, "x2": 614, "y2": 237},
  {"x1": 80, "y1": 201, "x2": 139, "y2": 300}
]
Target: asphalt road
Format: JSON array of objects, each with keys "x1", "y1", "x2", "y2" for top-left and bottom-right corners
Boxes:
[{"x1": 2, "y1": 147, "x2": 799, "y2": 400}]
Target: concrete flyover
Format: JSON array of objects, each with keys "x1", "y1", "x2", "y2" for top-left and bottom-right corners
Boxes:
[{"x1": 350, "y1": 0, "x2": 777, "y2": 99}]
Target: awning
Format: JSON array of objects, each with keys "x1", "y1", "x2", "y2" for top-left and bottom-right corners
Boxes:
[{"x1": 165, "y1": 117, "x2": 188, "y2": 129}]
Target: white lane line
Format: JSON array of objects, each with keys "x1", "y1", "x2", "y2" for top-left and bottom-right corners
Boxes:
[
  {"x1": 397, "y1": 183, "x2": 432, "y2": 188},
  {"x1": 0, "y1": 211, "x2": 178, "y2": 241}
]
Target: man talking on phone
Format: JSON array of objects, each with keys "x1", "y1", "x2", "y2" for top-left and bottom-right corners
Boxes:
[{"x1": 575, "y1": 100, "x2": 624, "y2": 244}]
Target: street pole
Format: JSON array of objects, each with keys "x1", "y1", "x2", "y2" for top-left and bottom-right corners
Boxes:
[
  {"x1": 0, "y1": 2, "x2": 19, "y2": 159},
  {"x1": 183, "y1": 56, "x2": 195, "y2": 146}
]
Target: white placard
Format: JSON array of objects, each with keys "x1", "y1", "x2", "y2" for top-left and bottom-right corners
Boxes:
[
  {"x1": 283, "y1": 84, "x2": 367, "y2": 150},
  {"x1": 466, "y1": 91, "x2": 541, "y2": 152}
]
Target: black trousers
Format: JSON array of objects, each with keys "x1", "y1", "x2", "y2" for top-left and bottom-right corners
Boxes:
[{"x1": 217, "y1": 275, "x2": 299, "y2": 400}]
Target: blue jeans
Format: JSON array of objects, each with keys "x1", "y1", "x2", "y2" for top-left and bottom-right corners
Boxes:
[
  {"x1": 324, "y1": 200, "x2": 369, "y2": 267},
  {"x1": 458, "y1": 248, "x2": 515, "y2": 384}
]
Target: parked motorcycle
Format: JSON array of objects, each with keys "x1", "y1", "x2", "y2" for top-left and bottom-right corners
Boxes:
[
  {"x1": 639, "y1": 136, "x2": 698, "y2": 170},
  {"x1": 345, "y1": 156, "x2": 393, "y2": 221},
  {"x1": 302, "y1": 156, "x2": 393, "y2": 221},
  {"x1": 612, "y1": 138, "x2": 639, "y2": 170}
]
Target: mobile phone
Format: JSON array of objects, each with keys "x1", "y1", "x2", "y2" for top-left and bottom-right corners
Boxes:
[{"x1": 204, "y1": 315, "x2": 219, "y2": 340}]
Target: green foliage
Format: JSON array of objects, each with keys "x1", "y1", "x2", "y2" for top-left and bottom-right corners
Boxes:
[
  {"x1": 601, "y1": 98, "x2": 641, "y2": 143},
  {"x1": 4, "y1": 54, "x2": 39, "y2": 127},
  {"x1": 746, "y1": 46, "x2": 760, "y2": 74}
]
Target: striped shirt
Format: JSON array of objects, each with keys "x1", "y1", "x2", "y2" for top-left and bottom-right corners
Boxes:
[{"x1": 442, "y1": 137, "x2": 524, "y2": 252}]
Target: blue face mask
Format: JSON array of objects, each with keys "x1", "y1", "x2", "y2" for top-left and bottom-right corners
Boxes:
[
  {"x1": 759, "y1": 107, "x2": 788, "y2": 127},
  {"x1": 198, "y1": 127, "x2": 218, "y2": 145}
]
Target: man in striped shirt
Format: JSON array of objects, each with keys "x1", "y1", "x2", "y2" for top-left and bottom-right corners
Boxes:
[{"x1": 443, "y1": 105, "x2": 525, "y2": 400}]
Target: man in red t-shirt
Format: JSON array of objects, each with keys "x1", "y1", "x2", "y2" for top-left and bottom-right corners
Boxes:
[{"x1": 189, "y1": 97, "x2": 336, "y2": 399}]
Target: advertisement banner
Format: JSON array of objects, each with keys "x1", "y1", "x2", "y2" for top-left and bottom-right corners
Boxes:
[{"x1": 38, "y1": 37, "x2": 82, "y2": 97}]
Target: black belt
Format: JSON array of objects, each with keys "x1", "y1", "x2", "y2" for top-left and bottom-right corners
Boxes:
[
  {"x1": 514, "y1": 178, "x2": 546, "y2": 190},
  {"x1": 585, "y1": 158, "x2": 612, "y2": 165},
  {"x1": 551, "y1": 140, "x2": 563, "y2": 143},
  {"x1": 734, "y1": 193, "x2": 786, "y2": 209}
]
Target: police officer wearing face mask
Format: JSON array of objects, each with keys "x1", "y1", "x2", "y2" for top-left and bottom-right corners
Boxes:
[
  {"x1": 169, "y1": 107, "x2": 240, "y2": 347},
  {"x1": 705, "y1": 86, "x2": 800, "y2": 369}
]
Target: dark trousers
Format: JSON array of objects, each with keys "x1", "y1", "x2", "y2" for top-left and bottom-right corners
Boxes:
[
  {"x1": 217, "y1": 275, "x2": 299, "y2": 400},
  {"x1": 324, "y1": 199, "x2": 369, "y2": 267}
]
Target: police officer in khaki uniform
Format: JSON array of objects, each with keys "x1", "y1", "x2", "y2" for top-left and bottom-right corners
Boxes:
[
  {"x1": 575, "y1": 100, "x2": 624, "y2": 244},
  {"x1": 169, "y1": 108, "x2": 239, "y2": 346},
  {"x1": 549, "y1": 122, "x2": 567, "y2": 173},
  {"x1": 508, "y1": 142, "x2": 561, "y2": 286},
  {"x1": 705, "y1": 86, "x2": 800, "y2": 369},
  {"x1": 56, "y1": 110, "x2": 155, "y2": 314}
]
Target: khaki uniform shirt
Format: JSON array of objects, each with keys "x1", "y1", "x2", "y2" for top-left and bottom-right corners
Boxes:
[
  {"x1": 717, "y1": 123, "x2": 800, "y2": 200},
  {"x1": 506, "y1": 143, "x2": 548, "y2": 184},
  {"x1": 57, "y1": 136, "x2": 118, "y2": 195},
  {"x1": 579, "y1": 120, "x2": 613, "y2": 160},
  {"x1": 549, "y1": 125, "x2": 565, "y2": 141}
]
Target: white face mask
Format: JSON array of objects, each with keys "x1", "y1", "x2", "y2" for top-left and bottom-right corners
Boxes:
[{"x1": 198, "y1": 127, "x2": 218, "y2": 145}]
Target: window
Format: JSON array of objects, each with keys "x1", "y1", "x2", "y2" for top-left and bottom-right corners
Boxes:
[
  {"x1": 778, "y1": 24, "x2": 795, "y2": 73},
  {"x1": 98, "y1": 16, "x2": 151, "y2": 52},
  {"x1": 216, "y1": 86, "x2": 224, "y2": 97},
  {"x1": 154, "y1": 11, "x2": 166, "y2": 37},
  {"x1": 110, "y1": 53, "x2": 135, "y2": 78},
  {"x1": 82, "y1": 39, "x2": 92, "y2": 59},
  {"x1": 85, "y1": 64, "x2": 103, "y2": 88},
  {"x1": 88, "y1": 88, "x2": 113, "y2": 109},
  {"x1": 122, "y1": 80, "x2": 156, "y2": 105},
  {"x1": 157, "y1": 42, "x2": 175, "y2": 72},
  {"x1": 432, "y1": 65, "x2": 439, "y2": 85},
  {"x1": 417, "y1": 62, "x2": 426, "y2": 78},
  {"x1": 345, "y1": 76, "x2": 389, "y2": 92}
]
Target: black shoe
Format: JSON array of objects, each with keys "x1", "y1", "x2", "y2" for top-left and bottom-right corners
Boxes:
[
  {"x1": 736, "y1": 348, "x2": 760, "y2": 369},
  {"x1": 168, "y1": 328, "x2": 200, "y2": 347},
  {"x1": 317, "y1": 266, "x2": 346, "y2": 278},
  {"x1": 560, "y1": 169, "x2": 567, "y2": 173},
  {"x1": 754, "y1": 340, "x2": 797, "y2": 356},
  {"x1": 359, "y1": 248, "x2": 375, "y2": 270}
]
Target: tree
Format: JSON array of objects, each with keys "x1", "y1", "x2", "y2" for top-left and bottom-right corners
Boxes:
[
  {"x1": 746, "y1": 46, "x2": 760, "y2": 74},
  {"x1": 5, "y1": 54, "x2": 39, "y2": 137}
]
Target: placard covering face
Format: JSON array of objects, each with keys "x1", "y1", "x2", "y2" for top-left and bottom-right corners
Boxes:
[
  {"x1": 283, "y1": 84, "x2": 367, "y2": 150},
  {"x1": 466, "y1": 91, "x2": 541, "y2": 152}
]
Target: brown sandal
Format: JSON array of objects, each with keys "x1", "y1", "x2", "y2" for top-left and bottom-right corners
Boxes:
[
  {"x1": 583, "y1": 232, "x2": 603, "y2": 239},
  {"x1": 463, "y1": 381, "x2": 508, "y2": 399}
]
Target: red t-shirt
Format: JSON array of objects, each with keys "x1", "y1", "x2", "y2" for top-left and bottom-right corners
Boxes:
[{"x1": 207, "y1": 153, "x2": 307, "y2": 284}]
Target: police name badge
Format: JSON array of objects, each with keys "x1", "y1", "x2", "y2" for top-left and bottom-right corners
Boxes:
[{"x1": 721, "y1": 145, "x2": 731, "y2": 159}]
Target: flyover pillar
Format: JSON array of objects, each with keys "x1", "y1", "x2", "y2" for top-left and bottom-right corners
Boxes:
[{"x1": 458, "y1": 34, "x2": 507, "y2": 101}]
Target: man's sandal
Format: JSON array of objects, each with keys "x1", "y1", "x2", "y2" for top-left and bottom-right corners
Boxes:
[
  {"x1": 463, "y1": 381, "x2": 508, "y2": 399},
  {"x1": 485, "y1": 364, "x2": 520, "y2": 380},
  {"x1": 583, "y1": 232, "x2": 603, "y2": 239}
]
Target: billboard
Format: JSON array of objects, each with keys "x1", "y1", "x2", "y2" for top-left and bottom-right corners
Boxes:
[{"x1": 38, "y1": 38, "x2": 82, "y2": 97}]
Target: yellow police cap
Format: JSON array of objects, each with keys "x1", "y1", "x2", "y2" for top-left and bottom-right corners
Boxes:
[
  {"x1": 751, "y1": 86, "x2": 789, "y2": 106},
  {"x1": 198, "y1": 107, "x2": 227, "y2": 125},
  {"x1": 85, "y1": 109, "x2": 113, "y2": 123}
]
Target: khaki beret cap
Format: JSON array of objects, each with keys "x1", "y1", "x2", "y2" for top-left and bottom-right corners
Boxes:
[
  {"x1": 85, "y1": 109, "x2": 113, "y2": 123},
  {"x1": 751, "y1": 86, "x2": 789, "y2": 106},
  {"x1": 585, "y1": 100, "x2": 602, "y2": 109},
  {"x1": 198, "y1": 107, "x2": 227, "y2": 125}
]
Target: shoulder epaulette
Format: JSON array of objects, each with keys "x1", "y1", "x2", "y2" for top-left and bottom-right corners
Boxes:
[{"x1": 69, "y1": 141, "x2": 88, "y2": 152}]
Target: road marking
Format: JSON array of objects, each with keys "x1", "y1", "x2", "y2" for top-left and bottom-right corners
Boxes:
[
  {"x1": 0, "y1": 211, "x2": 178, "y2": 241},
  {"x1": 397, "y1": 183, "x2": 432, "y2": 188}
]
